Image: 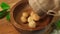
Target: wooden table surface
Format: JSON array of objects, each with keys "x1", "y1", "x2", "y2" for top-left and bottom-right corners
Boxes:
[
  {"x1": 0, "y1": 0, "x2": 21, "y2": 34},
  {"x1": 0, "y1": 17, "x2": 20, "y2": 34}
]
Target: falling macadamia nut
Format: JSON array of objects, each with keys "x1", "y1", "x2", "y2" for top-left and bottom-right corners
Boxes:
[
  {"x1": 22, "y1": 12, "x2": 29, "y2": 17},
  {"x1": 21, "y1": 16, "x2": 27, "y2": 22},
  {"x1": 31, "y1": 12, "x2": 40, "y2": 21}
]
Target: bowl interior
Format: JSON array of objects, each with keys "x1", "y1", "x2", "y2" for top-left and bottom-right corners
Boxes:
[{"x1": 13, "y1": 1, "x2": 53, "y2": 31}]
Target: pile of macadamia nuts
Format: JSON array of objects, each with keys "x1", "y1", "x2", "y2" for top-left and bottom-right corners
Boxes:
[{"x1": 20, "y1": 11, "x2": 40, "y2": 28}]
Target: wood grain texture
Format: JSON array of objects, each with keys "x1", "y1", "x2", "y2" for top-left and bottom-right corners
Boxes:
[
  {"x1": 0, "y1": 17, "x2": 20, "y2": 34},
  {"x1": 0, "y1": 0, "x2": 21, "y2": 34}
]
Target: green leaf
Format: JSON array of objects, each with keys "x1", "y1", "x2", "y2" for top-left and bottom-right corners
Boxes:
[
  {"x1": 0, "y1": 10, "x2": 8, "y2": 19},
  {"x1": 1, "y1": 2, "x2": 10, "y2": 10},
  {"x1": 6, "y1": 12, "x2": 10, "y2": 21},
  {"x1": 0, "y1": 2, "x2": 10, "y2": 19},
  {"x1": 56, "y1": 20, "x2": 60, "y2": 29}
]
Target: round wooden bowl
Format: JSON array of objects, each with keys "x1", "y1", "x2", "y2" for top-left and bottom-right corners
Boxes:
[{"x1": 10, "y1": 0, "x2": 53, "y2": 31}]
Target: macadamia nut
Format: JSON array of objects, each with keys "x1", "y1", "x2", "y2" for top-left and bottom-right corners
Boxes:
[
  {"x1": 22, "y1": 12, "x2": 29, "y2": 17},
  {"x1": 30, "y1": 11, "x2": 35, "y2": 16},
  {"x1": 21, "y1": 16, "x2": 27, "y2": 22},
  {"x1": 28, "y1": 17, "x2": 33, "y2": 22},
  {"x1": 28, "y1": 20, "x2": 36, "y2": 28},
  {"x1": 28, "y1": 17, "x2": 36, "y2": 28},
  {"x1": 31, "y1": 12, "x2": 40, "y2": 21}
]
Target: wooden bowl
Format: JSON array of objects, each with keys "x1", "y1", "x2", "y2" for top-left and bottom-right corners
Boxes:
[{"x1": 10, "y1": 0, "x2": 53, "y2": 31}]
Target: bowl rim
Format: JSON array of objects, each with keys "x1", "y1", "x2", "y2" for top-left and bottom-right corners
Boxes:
[
  {"x1": 10, "y1": 0, "x2": 53, "y2": 31},
  {"x1": 10, "y1": 0, "x2": 30, "y2": 30}
]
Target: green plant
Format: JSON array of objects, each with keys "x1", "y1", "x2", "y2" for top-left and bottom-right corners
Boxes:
[
  {"x1": 0, "y1": 2, "x2": 10, "y2": 21},
  {"x1": 55, "y1": 19, "x2": 60, "y2": 30}
]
